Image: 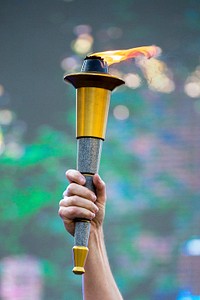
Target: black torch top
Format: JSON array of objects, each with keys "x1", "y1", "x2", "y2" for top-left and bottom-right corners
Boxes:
[
  {"x1": 64, "y1": 56, "x2": 124, "y2": 90},
  {"x1": 81, "y1": 56, "x2": 108, "y2": 73}
]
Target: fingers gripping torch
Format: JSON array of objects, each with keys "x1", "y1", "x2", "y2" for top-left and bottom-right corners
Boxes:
[{"x1": 64, "y1": 56, "x2": 124, "y2": 275}]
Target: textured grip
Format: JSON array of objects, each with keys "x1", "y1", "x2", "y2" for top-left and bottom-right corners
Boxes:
[
  {"x1": 75, "y1": 137, "x2": 101, "y2": 247},
  {"x1": 74, "y1": 175, "x2": 95, "y2": 247},
  {"x1": 84, "y1": 175, "x2": 96, "y2": 193},
  {"x1": 72, "y1": 175, "x2": 95, "y2": 275},
  {"x1": 73, "y1": 137, "x2": 102, "y2": 274}
]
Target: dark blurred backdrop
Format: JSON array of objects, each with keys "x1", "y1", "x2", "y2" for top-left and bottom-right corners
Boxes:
[{"x1": 0, "y1": 1, "x2": 200, "y2": 299}]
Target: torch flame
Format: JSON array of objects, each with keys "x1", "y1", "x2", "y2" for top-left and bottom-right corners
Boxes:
[{"x1": 89, "y1": 45, "x2": 161, "y2": 66}]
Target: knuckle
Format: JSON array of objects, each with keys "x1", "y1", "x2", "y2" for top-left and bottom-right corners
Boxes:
[
  {"x1": 62, "y1": 189, "x2": 67, "y2": 197},
  {"x1": 70, "y1": 182, "x2": 77, "y2": 190},
  {"x1": 69, "y1": 196, "x2": 77, "y2": 206},
  {"x1": 59, "y1": 206, "x2": 77, "y2": 219},
  {"x1": 58, "y1": 207, "x2": 64, "y2": 218},
  {"x1": 68, "y1": 207, "x2": 77, "y2": 218},
  {"x1": 59, "y1": 199, "x2": 65, "y2": 206},
  {"x1": 66, "y1": 183, "x2": 76, "y2": 195},
  {"x1": 66, "y1": 184, "x2": 72, "y2": 195},
  {"x1": 85, "y1": 189, "x2": 95, "y2": 201}
]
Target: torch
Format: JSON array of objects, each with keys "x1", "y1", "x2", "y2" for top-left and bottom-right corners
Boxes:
[
  {"x1": 64, "y1": 56, "x2": 124, "y2": 275},
  {"x1": 64, "y1": 45, "x2": 160, "y2": 275}
]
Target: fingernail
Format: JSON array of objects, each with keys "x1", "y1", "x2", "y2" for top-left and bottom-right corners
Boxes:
[
  {"x1": 92, "y1": 194, "x2": 97, "y2": 201},
  {"x1": 79, "y1": 176, "x2": 85, "y2": 184},
  {"x1": 94, "y1": 206, "x2": 99, "y2": 213},
  {"x1": 91, "y1": 213, "x2": 96, "y2": 219}
]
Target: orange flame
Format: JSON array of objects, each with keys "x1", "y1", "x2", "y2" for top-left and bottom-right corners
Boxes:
[{"x1": 89, "y1": 45, "x2": 161, "y2": 66}]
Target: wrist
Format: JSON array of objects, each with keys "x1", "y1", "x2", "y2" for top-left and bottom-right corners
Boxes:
[
  {"x1": 88, "y1": 226, "x2": 104, "y2": 248},
  {"x1": 85, "y1": 226, "x2": 107, "y2": 275}
]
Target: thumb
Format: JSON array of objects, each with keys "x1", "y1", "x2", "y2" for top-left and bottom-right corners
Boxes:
[{"x1": 93, "y1": 174, "x2": 106, "y2": 206}]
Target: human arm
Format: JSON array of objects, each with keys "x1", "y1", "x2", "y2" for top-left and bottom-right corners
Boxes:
[{"x1": 58, "y1": 169, "x2": 123, "y2": 300}]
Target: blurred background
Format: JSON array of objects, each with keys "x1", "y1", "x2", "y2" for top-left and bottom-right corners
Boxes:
[{"x1": 0, "y1": 0, "x2": 200, "y2": 299}]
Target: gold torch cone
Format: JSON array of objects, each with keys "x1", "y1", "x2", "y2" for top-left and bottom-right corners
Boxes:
[
  {"x1": 64, "y1": 56, "x2": 124, "y2": 274},
  {"x1": 76, "y1": 86, "x2": 111, "y2": 139},
  {"x1": 65, "y1": 71, "x2": 124, "y2": 139}
]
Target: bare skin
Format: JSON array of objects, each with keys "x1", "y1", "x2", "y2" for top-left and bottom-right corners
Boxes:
[{"x1": 59, "y1": 169, "x2": 123, "y2": 300}]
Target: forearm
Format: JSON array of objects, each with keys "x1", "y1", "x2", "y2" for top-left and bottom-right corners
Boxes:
[{"x1": 83, "y1": 227, "x2": 123, "y2": 300}]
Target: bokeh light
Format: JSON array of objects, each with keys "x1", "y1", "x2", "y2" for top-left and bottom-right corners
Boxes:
[
  {"x1": 71, "y1": 33, "x2": 93, "y2": 55},
  {"x1": 185, "y1": 239, "x2": 200, "y2": 256},
  {"x1": 184, "y1": 65, "x2": 200, "y2": 98},
  {"x1": 108, "y1": 67, "x2": 123, "y2": 79},
  {"x1": 73, "y1": 24, "x2": 92, "y2": 36},
  {"x1": 60, "y1": 56, "x2": 81, "y2": 72},
  {"x1": 5, "y1": 142, "x2": 24, "y2": 159},
  {"x1": 184, "y1": 82, "x2": 200, "y2": 98},
  {"x1": 0, "y1": 128, "x2": 5, "y2": 155},
  {"x1": 123, "y1": 73, "x2": 141, "y2": 89},
  {"x1": 0, "y1": 255, "x2": 43, "y2": 300},
  {"x1": 0, "y1": 110, "x2": 14, "y2": 125},
  {"x1": 113, "y1": 105, "x2": 129, "y2": 120},
  {"x1": 0, "y1": 106, "x2": 24, "y2": 158}
]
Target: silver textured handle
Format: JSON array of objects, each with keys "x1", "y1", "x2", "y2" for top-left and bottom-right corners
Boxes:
[
  {"x1": 74, "y1": 175, "x2": 95, "y2": 246},
  {"x1": 73, "y1": 137, "x2": 102, "y2": 275}
]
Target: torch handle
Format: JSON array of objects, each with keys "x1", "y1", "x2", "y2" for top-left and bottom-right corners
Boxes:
[
  {"x1": 75, "y1": 175, "x2": 96, "y2": 245},
  {"x1": 72, "y1": 137, "x2": 102, "y2": 275},
  {"x1": 72, "y1": 175, "x2": 95, "y2": 275}
]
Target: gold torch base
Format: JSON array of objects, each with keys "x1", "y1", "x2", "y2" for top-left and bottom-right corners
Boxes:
[{"x1": 72, "y1": 246, "x2": 89, "y2": 275}]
